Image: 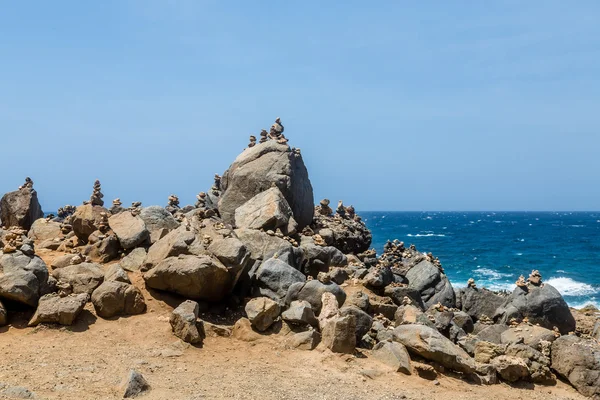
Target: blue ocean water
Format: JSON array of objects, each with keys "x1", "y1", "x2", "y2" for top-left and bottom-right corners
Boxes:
[{"x1": 363, "y1": 212, "x2": 600, "y2": 309}]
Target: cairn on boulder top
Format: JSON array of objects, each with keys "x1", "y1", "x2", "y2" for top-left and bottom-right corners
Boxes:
[
  {"x1": 269, "y1": 117, "x2": 284, "y2": 140},
  {"x1": 248, "y1": 135, "x2": 257, "y2": 148},
  {"x1": 336, "y1": 201, "x2": 346, "y2": 218},
  {"x1": 57, "y1": 205, "x2": 76, "y2": 219},
  {"x1": 1, "y1": 177, "x2": 44, "y2": 230},
  {"x1": 259, "y1": 129, "x2": 268, "y2": 144},
  {"x1": 317, "y1": 199, "x2": 333, "y2": 216},
  {"x1": 528, "y1": 270, "x2": 542, "y2": 286},
  {"x1": 166, "y1": 195, "x2": 180, "y2": 213},
  {"x1": 467, "y1": 278, "x2": 477, "y2": 289},
  {"x1": 195, "y1": 192, "x2": 207, "y2": 208},
  {"x1": 110, "y1": 198, "x2": 124, "y2": 215},
  {"x1": 19, "y1": 177, "x2": 34, "y2": 190},
  {"x1": 516, "y1": 275, "x2": 527, "y2": 288},
  {"x1": 129, "y1": 202, "x2": 142, "y2": 216},
  {"x1": 89, "y1": 180, "x2": 104, "y2": 207},
  {"x1": 212, "y1": 174, "x2": 222, "y2": 196}
]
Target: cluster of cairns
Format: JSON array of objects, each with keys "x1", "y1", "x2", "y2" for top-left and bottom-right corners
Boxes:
[{"x1": 0, "y1": 119, "x2": 598, "y2": 399}]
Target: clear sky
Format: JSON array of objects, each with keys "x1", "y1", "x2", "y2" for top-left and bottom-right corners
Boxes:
[{"x1": 1, "y1": 1, "x2": 599, "y2": 212}]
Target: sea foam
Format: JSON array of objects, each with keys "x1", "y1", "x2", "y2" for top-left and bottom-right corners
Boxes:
[{"x1": 545, "y1": 277, "x2": 598, "y2": 297}]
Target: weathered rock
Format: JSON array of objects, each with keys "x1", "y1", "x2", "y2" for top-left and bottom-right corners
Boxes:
[
  {"x1": 28, "y1": 219, "x2": 61, "y2": 241},
  {"x1": 496, "y1": 284, "x2": 576, "y2": 334},
  {"x1": 456, "y1": 286, "x2": 505, "y2": 323},
  {"x1": 0, "y1": 251, "x2": 50, "y2": 306},
  {"x1": 91, "y1": 281, "x2": 146, "y2": 318},
  {"x1": 121, "y1": 248, "x2": 147, "y2": 272},
  {"x1": 476, "y1": 324, "x2": 509, "y2": 344},
  {"x1": 207, "y1": 237, "x2": 250, "y2": 288},
  {"x1": 0, "y1": 299, "x2": 6, "y2": 326},
  {"x1": 144, "y1": 255, "x2": 231, "y2": 302},
  {"x1": 286, "y1": 329, "x2": 320, "y2": 350},
  {"x1": 144, "y1": 226, "x2": 195, "y2": 269},
  {"x1": 235, "y1": 228, "x2": 301, "y2": 269},
  {"x1": 345, "y1": 291, "x2": 370, "y2": 312},
  {"x1": 372, "y1": 341, "x2": 412, "y2": 374},
  {"x1": 71, "y1": 204, "x2": 109, "y2": 241},
  {"x1": 82, "y1": 235, "x2": 120, "y2": 263},
  {"x1": 492, "y1": 355, "x2": 530, "y2": 382},
  {"x1": 139, "y1": 206, "x2": 180, "y2": 239},
  {"x1": 105, "y1": 264, "x2": 130, "y2": 283},
  {"x1": 219, "y1": 140, "x2": 314, "y2": 229},
  {"x1": 28, "y1": 293, "x2": 88, "y2": 326},
  {"x1": 340, "y1": 305, "x2": 373, "y2": 341},
  {"x1": 384, "y1": 286, "x2": 426, "y2": 310},
  {"x1": 321, "y1": 314, "x2": 356, "y2": 353},
  {"x1": 108, "y1": 212, "x2": 149, "y2": 250},
  {"x1": 394, "y1": 304, "x2": 424, "y2": 326},
  {"x1": 505, "y1": 343, "x2": 556, "y2": 385},
  {"x1": 300, "y1": 242, "x2": 347, "y2": 276},
  {"x1": 169, "y1": 300, "x2": 202, "y2": 344},
  {"x1": 281, "y1": 300, "x2": 318, "y2": 327},
  {"x1": 474, "y1": 341, "x2": 504, "y2": 364},
  {"x1": 551, "y1": 335, "x2": 600, "y2": 398},
  {"x1": 500, "y1": 325, "x2": 556, "y2": 348},
  {"x1": 234, "y1": 187, "x2": 295, "y2": 234},
  {"x1": 245, "y1": 297, "x2": 281, "y2": 331},
  {"x1": 364, "y1": 266, "x2": 394, "y2": 289},
  {"x1": 121, "y1": 370, "x2": 150, "y2": 398},
  {"x1": 232, "y1": 317, "x2": 262, "y2": 342},
  {"x1": 312, "y1": 209, "x2": 372, "y2": 254},
  {"x1": 392, "y1": 324, "x2": 476, "y2": 374},
  {"x1": 594, "y1": 320, "x2": 600, "y2": 341},
  {"x1": 253, "y1": 258, "x2": 305, "y2": 301},
  {"x1": 406, "y1": 261, "x2": 455, "y2": 308},
  {"x1": 51, "y1": 263, "x2": 104, "y2": 295},
  {"x1": 453, "y1": 311, "x2": 474, "y2": 334},
  {"x1": 51, "y1": 254, "x2": 76, "y2": 270},
  {"x1": 285, "y1": 280, "x2": 346, "y2": 314},
  {"x1": 0, "y1": 188, "x2": 43, "y2": 230}
]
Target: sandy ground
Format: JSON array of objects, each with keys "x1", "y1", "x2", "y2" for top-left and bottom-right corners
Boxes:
[{"x1": 0, "y1": 253, "x2": 587, "y2": 400}]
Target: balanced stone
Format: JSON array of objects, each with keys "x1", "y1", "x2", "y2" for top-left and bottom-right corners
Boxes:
[{"x1": 90, "y1": 180, "x2": 104, "y2": 207}]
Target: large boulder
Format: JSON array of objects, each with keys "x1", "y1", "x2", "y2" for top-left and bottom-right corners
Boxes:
[
  {"x1": 91, "y1": 281, "x2": 146, "y2": 318},
  {"x1": 253, "y1": 258, "x2": 305, "y2": 301},
  {"x1": 0, "y1": 188, "x2": 43, "y2": 230},
  {"x1": 285, "y1": 280, "x2": 346, "y2": 314},
  {"x1": 406, "y1": 261, "x2": 455, "y2": 308},
  {"x1": 392, "y1": 324, "x2": 476, "y2": 374},
  {"x1": 551, "y1": 335, "x2": 600, "y2": 398},
  {"x1": 139, "y1": 206, "x2": 180, "y2": 237},
  {"x1": 300, "y1": 242, "x2": 347, "y2": 277},
  {"x1": 0, "y1": 251, "x2": 50, "y2": 306},
  {"x1": 51, "y1": 263, "x2": 105, "y2": 295},
  {"x1": 144, "y1": 255, "x2": 231, "y2": 302},
  {"x1": 372, "y1": 341, "x2": 412, "y2": 374},
  {"x1": 321, "y1": 314, "x2": 356, "y2": 354},
  {"x1": 28, "y1": 293, "x2": 88, "y2": 326},
  {"x1": 500, "y1": 325, "x2": 556, "y2": 348},
  {"x1": 144, "y1": 226, "x2": 195, "y2": 269},
  {"x1": 312, "y1": 209, "x2": 372, "y2": 254},
  {"x1": 71, "y1": 204, "x2": 109, "y2": 241},
  {"x1": 455, "y1": 286, "x2": 505, "y2": 322},
  {"x1": 28, "y1": 219, "x2": 61, "y2": 241},
  {"x1": 235, "y1": 228, "x2": 301, "y2": 268},
  {"x1": 219, "y1": 141, "x2": 314, "y2": 229},
  {"x1": 207, "y1": 237, "x2": 251, "y2": 288},
  {"x1": 495, "y1": 284, "x2": 576, "y2": 334},
  {"x1": 108, "y1": 212, "x2": 149, "y2": 249},
  {"x1": 234, "y1": 187, "x2": 296, "y2": 234},
  {"x1": 339, "y1": 305, "x2": 373, "y2": 341},
  {"x1": 492, "y1": 355, "x2": 530, "y2": 383}
]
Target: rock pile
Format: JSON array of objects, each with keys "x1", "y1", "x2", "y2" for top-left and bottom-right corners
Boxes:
[{"x1": 89, "y1": 180, "x2": 104, "y2": 206}]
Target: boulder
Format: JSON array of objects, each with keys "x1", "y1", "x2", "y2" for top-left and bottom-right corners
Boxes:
[
  {"x1": 453, "y1": 311, "x2": 474, "y2": 334},
  {"x1": 232, "y1": 317, "x2": 262, "y2": 342},
  {"x1": 143, "y1": 226, "x2": 195, "y2": 269},
  {"x1": 495, "y1": 284, "x2": 576, "y2": 334},
  {"x1": 285, "y1": 280, "x2": 346, "y2": 314},
  {"x1": 372, "y1": 341, "x2": 412, "y2": 374},
  {"x1": 28, "y1": 219, "x2": 61, "y2": 241},
  {"x1": 321, "y1": 314, "x2": 356, "y2": 354},
  {"x1": 364, "y1": 266, "x2": 394, "y2": 289},
  {"x1": 28, "y1": 293, "x2": 88, "y2": 326},
  {"x1": 0, "y1": 188, "x2": 43, "y2": 230},
  {"x1": 207, "y1": 237, "x2": 250, "y2": 288},
  {"x1": 234, "y1": 187, "x2": 295, "y2": 233},
  {"x1": 505, "y1": 343, "x2": 556, "y2": 385},
  {"x1": 121, "y1": 370, "x2": 150, "y2": 399},
  {"x1": 245, "y1": 297, "x2": 281, "y2": 332},
  {"x1": 286, "y1": 329, "x2": 320, "y2": 350},
  {"x1": 143, "y1": 255, "x2": 231, "y2": 302},
  {"x1": 551, "y1": 335, "x2": 600, "y2": 398},
  {"x1": 456, "y1": 286, "x2": 505, "y2": 322},
  {"x1": 253, "y1": 258, "x2": 305, "y2": 301},
  {"x1": 169, "y1": 300, "x2": 202, "y2": 344},
  {"x1": 121, "y1": 248, "x2": 147, "y2": 272},
  {"x1": 340, "y1": 305, "x2": 373, "y2": 341},
  {"x1": 392, "y1": 324, "x2": 476, "y2": 374},
  {"x1": 300, "y1": 242, "x2": 347, "y2": 276},
  {"x1": 492, "y1": 355, "x2": 530, "y2": 382},
  {"x1": 474, "y1": 341, "x2": 504, "y2": 364},
  {"x1": 281, "y1": 300, "x2": 318, "y2": 327},
  {"x1": 394, "y1": 304, "x2": 424, "y2": 326},
  {"x1": 108, "y1": 212, "x2": 149, "y2": 250},
  {"x1": 475, "y1": 324, "x2": 509, "y2": 344},
  {"x1": 345, "y1": 291, "x2": 370, "y2": 312},
  {"x1": 91, "y1": 281, "x2": 146, "y2": 318},
  {"x1": 235, "y1": 228, "x2": 301, "y2": 268},
  {"x1": 139, "y1": 206, "x2": 179, "y2": 239},
  {"x1": 71, "y1": 204, "x2": 109, "y2": 241},
  {"x1": 219, "y1": 140, "x2": 314, "y2": 229},
  {"x1": 104, "y1": 264, "x2": 130, "y2": 283},
  {"x1": 406, "y1": 261, "x2": 455, "y2": 308},
  {"x1": 51, "y1": 263, "x2": 104, "y2": 295},
  {"x1": 384, "y1": 286, "x2": 426, "y2": 310},
  {"x1": 82, "y1": 235, "x2": 120, "y2": 263},
  {"x1": 0, "y1": 251, "x2": 50, "y2": 306},
  {"x1": 500, "y1": 325, "x2": 556, "y2": 348},
  {"x1": 312, "y1": 212, "x2": 372, "y2": 254}
]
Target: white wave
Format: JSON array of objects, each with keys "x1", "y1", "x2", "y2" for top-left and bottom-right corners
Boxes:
[
  {"x1": 473, "y1": 268, "x2": 513, "y2": 280},
  {"x1": 516, "y1": 253, "x2": 523, "y2": 256},
  {"x1": 570, "y1": 225, "x2": 585, "y2": 228},
  {"x1": 556, "y1": 270, "x2": 566, "y2": 273},
  {"x1": 406, "y1": 233, "x2": 446, "y2": 237},
  {"x1": 569, "y1": 300, "x2": 600, "y2": 310},
  {"x1": 545, "y1": 277, "x2": 598, "y2": 297},
  {"x1": 485, "y1": 282, "x2": 516, "y2": 292}
]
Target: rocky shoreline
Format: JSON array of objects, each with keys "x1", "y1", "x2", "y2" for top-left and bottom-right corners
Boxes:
[{"x1": 0, "y1": 119, "x2": 599, "y2": 399}]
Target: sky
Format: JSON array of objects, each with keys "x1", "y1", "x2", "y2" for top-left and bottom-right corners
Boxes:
[{"x1": 1, "y1": 1, "x2": 599, "y2": 212}]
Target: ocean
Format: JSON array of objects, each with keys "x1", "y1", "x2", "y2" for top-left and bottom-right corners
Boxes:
[{"x1": 362, "y1": 211, "x2": 600, "y2": 309}]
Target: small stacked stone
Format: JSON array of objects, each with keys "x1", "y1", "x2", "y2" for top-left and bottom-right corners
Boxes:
[
  {"x1": 313, "y1": 234, "x2": 326, "y2": 247},
  {"x1": 110, "y1": 198, "x2": 124, "y2": 215},
  {"x1": 166, "y1": 194, "x2": 181, "y2": 215},
  {"x1": 19, "y1": 177, "x2": 34, "y2": 190},
  {"x1": 528, "y1": 270, "x2": 542, "y2": 286},
  {"x1": 259, "y1": 129, "x2": 268, "y2": 144},
  {"x1": 335, "y1": 201, "x2": 346, "y2": 218},
  {"x1": 195, "y1": 192, "x2": 207, "y2": 208},
  {"x1": 90, "y1": 180, "x2": 104, "y2": 207},
  {"x1": 57, "y1": 205, "x2": 76, "y2": 219},
  {"x1": 292, "y1": 147, "x2": 301, "y2": 158},
  {"x1": 345, "y1": 205, "x2": 356, "y2": 219},
  {"x1": 211, "y1": 174, "x2": 222, "y2": 196},
  {"x1": 130, "y1": 202, "x2": 142, "y2": 216},
  {"x1": 467, "y1": 278, "x2": 477, "y2": 289},
  {"x1": 248, "y1": 135, "x2": 257, "y2": 148},
  {"x1": 269, "y1": 117, "x2": 284, "y2": 140},
  {"x1": 516, "y1": 275, "x2": 527, "y2": 288},
  {"x1": 98, "y1": 212, "x2": 110, "y2": 233},
  {"x1": 317, "y1": 199, "x2": 333, "y2": 216}
]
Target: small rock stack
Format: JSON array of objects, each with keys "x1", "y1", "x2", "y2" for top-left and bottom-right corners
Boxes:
[
  {"x1": 90, "y1": 180, "x2": 104, "y2": 207},
  {"x1": 110, "y1": 198, "x2": 124, "y2": 215},
  {"x1": 19, "y1": 177, "x2": 34, "y2": 190},
  {"x1": 195, "y1": 192, "x2": 207, "y2": 209},
  {"x1": 248, "y1": 135, "x2": 257, "y2": 148}
]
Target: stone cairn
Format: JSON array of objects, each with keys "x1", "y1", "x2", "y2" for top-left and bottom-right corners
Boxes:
[
  {"x1": 211, "y1": 174, "x2": 222, "y2": 196},
  {"x1": 317, "y1": 199, "x2": 333, "y2": 216},
  {"x1": 335, "y1": 201, "x2": 346, "y2": 218},
  {"x1": 2, "y1": 228, "x2": 27, "y2": 253},
  {"x1": 166, "y1": 195, "x2": 180, "y2": 213},
  {"x1": 248, "y1": 135, "x2": 257, "y2": 148},
  {"x1": 467, "y1": 278, "x2": 477, "y2": 289},
  {"x1": 345, "y1": 205, "x2": 356, "y2": 219},
  {"x1": 98, "y1": 212, "x2": 109, "y2": 233},
  {"x1": 57, "y1": 205, "x2": 76, "y2": 234},
  {"x1": 259, "y1": 129, "x2": 268, "y2": 144},
  {"x1": 19, "y1": 177, "x2": 34, "y2": 190},
  {"x1": 195, "y1": 192, "x2": 207, "y2": 209},
  {"x1": 110, "y1": 198, "x2": 124, "y2": 215},
  {"x1": 89, "y1": 180, "x2": 104, "y2": 207},
  {"x1": 269, "y1": 117, "x2": 285, "y2": 140},
  {"x1": 528, "y1": 270, "x2": 542, "y2": 286},
  {"x1": 516, "y1": 275, "x2": 527, "y2": 288},
  {"x1": 130, "y1": 202, "x2": 142, "y2": 216}
]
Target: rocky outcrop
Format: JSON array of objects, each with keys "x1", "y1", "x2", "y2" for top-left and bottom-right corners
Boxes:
[
  {"x1": 28, "y1": 293, "x2": 88, "y2": 326},
  {"x1": 219, "y1": 140, "x2": 314, "y2": 229},
  {"x1": 0, "y1": 185, "x2": 43, "y2": 230},
  {"x1": 108, "y1": 211, "x2": 149, "y2": 249},
  {"x1": 91, "y1": 281, "x2": 146, "y2": 318},
  {"x1": 0, "y1": 251, "x2": 50, "y2": 306},
  {"x1": 406, "y1": 261, "x2": 455, "y2": 308},
  {"x1": 170, "y1": 300, "x2": 203, "y2": 344},
  {"x1": 551, "y1": 335, "x2": 600, "y2": 398}
]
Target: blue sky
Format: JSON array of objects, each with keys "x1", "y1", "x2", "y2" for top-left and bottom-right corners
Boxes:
[{"x1": 1, "y1": 1, "x2": 599, "y2": 211}]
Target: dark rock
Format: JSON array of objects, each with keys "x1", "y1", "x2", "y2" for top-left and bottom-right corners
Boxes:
[
  {"x1": 104, "y1": 264, "x2": 130, "y2": 284},
  {"x1": 170, "y1": 300, "x2": 202, "y2": 344},
  {"x1": 345, "y1": 291, "x2": 370, "y2": 312},
  {"x1": 406, "y1": 261, "x2": 455, "y2": 308},
  {"x1": 321, "y1": 314, "x2": 356, "y2": 354},
  {"x1": 253, "y1": 258, "x2": 305, "y2": 301},
  {"x1": 0, "y1": 188, "x2": 43, "y2": 230},
  {"x1": 551, "y1": 335, "x2": 600, "y2": 398},
  {"x1": 456, "y1": 286, "x2": 505, "y2": 323},
  {"x1": 285, "y1": 280, "x2": 346, "y2": 314},
  {"x1": 299, "y1": 241, "x2": 347, "y2": 277},
  {"x1": 453, "y1": 311, "x2": 474, "y2": 334},
  {"x1": 0, "y1": 251, "x2": 50, "y2": 306},
  {"x1": 286, "y1": 329, "x2": 320, "y2": 350},
  {"x1": 364, "y1": 266, "x2": 394, "y2": 289},
  {"x1": 281, "y1": 300, "x2": 318, "y2": 327},
  {"x1": 476, "y1": 324, "x2": 509, "y2": 344},
  {"x1": 28, "y1": 293, "x2": 88, "y2": 326},
  {"x1": 0, "y1": 300, "x2": 6, "y2": 326},
  {"x1": 235, "y1": 228, "x2": 301, "y2": 269},
  {"x1": 340, "y1": 305, "x2": 373, "y2": 341},
  {"x1": 139, "y1": 206, "x2": 180, "y2": 241},
  {"x1": 121, "y1": 370, "x2": 150, "y2": 398},
  {"x1": 384, "y1": 286, "x2": 426, "y2": 310}
]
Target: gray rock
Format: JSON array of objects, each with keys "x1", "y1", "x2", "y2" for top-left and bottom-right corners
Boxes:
[
  {"x1": 245, "y1": 297, "x2": 281, "y2": 331},
  {"x1": 300, "y1": 242, "x2": 347, "y2": 276},
  {"x1": 383, "y1": 286, "x2": 426, "y2": 310},
  {"x1": 372, "y1": 341, "x2": 412, "y2": 374},
  {"x1": 28, "y1": 293, "x2": 88, "y2": 326},
  {"x1": 105, "y1": 264, "x2": 130, "y2": 283},
  {"x1": 453, "y1": 311, "x2": 474, "y2": 334},
  {"x1": 253, "y1": 258, "x2": 305, "y2": 301},
  {"x1": 121, "y1": 370, "x2": 150, "y2": 398},
  {"x1": 392, "y1": 324, "x2": 476, "y2": 374},
  {"x1": 139, "y1": 206, "x2": 179, "y2": 240},
  {"x1": 91, "y1": 281, "x2": 146, "y2": 318},
  {"x1": 51, "y1": 262, "x2": 104, "y2": 295},
  {"x1": 51, "y1": 254, "x2": 75, "y2": 270},
  {"x1": 500, "y1": 325, "x2": 556, "y2": 348},
  {"x1": 71, "y1": 204, "x2": 109, "y2": 241},
  {"x1": 321, "y1": 314, "x2": 356, "y2": 354},
  {"x1": 594, "y1": 320, "x2": 600, "y2": 341},
  {"x1": 456, "y1": 286, "x2": 505, "y2": 322},
  {"x1": 0, "y1": 188, "x2": 43, "y2": 230},
  {"x1": 144, "y1": 226, "x2": 195, "y2": 269},
  {"x1": 476, "y1": 324, "x2": 509, "y2": 344},
  {"x1": 27, "y1": 219, "x2": 61, "y2": 241},
  {"x1": 406, "y1": 261, "x2": 455, "y2": 308},
  {"x1": 207, "y1": 237, "x2": 250, "y2": 288},
  {"x1": 495, "y1": 284, "x2": 576, "y2": 334},
  {"x1": 474, "y1": 341, "x2": 504, "y2": 364},
  {"x1": 121, "y1": 248, "x2": 147, "y2": 272},
  {"x1": 144, "y1": 255, "x2": 231, "y2": 302},
  {"x1": 285, "y1": 280, "x2": 346, "y2": 314},
  {"x1": 219, "y1": 140, "x2": 314, "y2": 229},
  {"x1": 170, "y1": 300, "x2": 202, "y2": 344},
  {"x1": 0, "y1": 251, "x2": 50, "y2": 306},
  {"x1": 108, "y1": 212, "x2": 149, "y2": 250},
  {"x1": 492, "y1": 355, "x2": 530, "y2": 382},
  {"x1": 0, "y1": 384, "x2": 36, "y2": 399},
  {"x1": 340, "y1": 305, "x2": 373, "y2": 341},
  {"x1": 364, "y1": 266, "x2": 394, "y2": 289},
  {"x1": 551, "y1": 335, "x2": 600, "y2": 398},
  {"x1": 345, "y1": 291, "x2": 370, "y2": 312},
  {"x1": 505, "y1": 343, "x2": 556, "y2": 385},
  {"x1": 234, "y1": 187, "x2": 294, "y2": 233},
  {"x1": 235, "y1": 228, "x2": 301, "y2": 269},
  {"x1": 287, "y1": 329, "x2": 320, "y2": 350},
  {"x1": 281, "y1": 300, "x2": 318, "y2": 327}
]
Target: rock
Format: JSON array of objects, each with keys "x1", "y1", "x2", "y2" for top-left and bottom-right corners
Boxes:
[
  {"x1": 121, "y1": 248, "x2": 147, "y2": 272},
  {"x1": 321, "y1": 314, "x2": 356, "y2": 354},
  {"x1": 253, "y1": 258, "x2": 305, "y2": 301},
  {"x1": 406, "y1": 261, "x2": 455, "y2": 308},
  {"x1": 51, "y1": 254, "x2": 75, "y2": 270},
  {"x1": 121, "y1": 370, "x2": 150, "y2": 398},
  {"x1": 245, "y1": 297, "x2": 280, "y2": 331},
  {"x1": 312, "y1": 207, "x2": 372, "y2": 254},
  {"x1": 372, "y1": 341, "x2": 412, "y2": 374},
  {"x1": 27, "y1": 219, "x2": 61, "y2": 241},
  {"x1": 394, "y1": 304, "x2": 424, "y2": 326},
  {"x1": 505, "y1": 343, "x2": 556, "y2": 385},
  {"x1": 52, "y1": 263, "x2": 104, "y2": 295},
  {"x1": 500, "y1": 325, "x2": 556, "y2": 348},
  {"x1": 453, "y1": 311, "x2": 474, "y2": 334},
  {"x1": 139, "y1": 206, "x2": 180, "y2": 240},
  {"x1": 91, "y1": 281, "x2": 146, "y2": 318},
  {"x1": 594, "y1": 320, "x2": 600, "y2": 341},
  {"x1": 0, "y1": 384, "x2": 37, "y2": 399},
  {"x1": 0, "y1": 188, "x2": 43, "y2": 230},
  {"x1": 219, "y1": 140, "x2": 314, "y2": 229},
  {"x1": 474, "y1": 341, "x2": 504, "y2": 364},
  {"x1": 0, "y1": 251, "x2": 50, "y2": 306},
  {"x1": 144, "y1": 255, "x2": 231, "y2": 302},
  {"x1": 28, "y1": 293, "x2": 88, "y2": 326},
  {"x1": 235, "y1": 228, "x2": 301, "y2": 268},
  {"x1": 82, "y1": 235, "x2": 120, "y2": 263},
  {"x1": 413, "y1": 362, "x2": 437, "y2": 380},
  {"x1": 345, "y1": 291, "x2": 370, "y2": 312},
  {"x1": 392, "y1": 324, "x2": 476, "y2": 374},
  {"x1": 384, "y1": 286, "x2": 426, "y2": 310},
  {"x1": 286, "y1": 329, "x2": 320, "y2": 350},
  {"x1": 551, "y1": 335, "x2": 600, "y2": 398},
  {"x1": 0, "y1": 300, "x2": 6, "y2": 326},
  {"x1": 285, "y1": 280, "x2": 346, "y2": 314},
  {"x1": 496, "y1": 284, "x2": 576, "y2": 334},
  {"x1": 492, "y1": 355, "x2": 530, "y2": 382},
  {"x1": 234, "y1": 187, "x2": 295, "y2": 234},
  {"x1": 340, "y1": 305, "x2": 373, "y2": 341},
  {"x1": 300, "y1": 242, "x2": 347, "y2": 276},
  {"x1": 108, "y1": 212, "x2": 149, "y2": 250},
  {"x1": 364, "y1": 266, "x2": 394, "y2": 289},
  {"x1": 105, "y1": 264, "x2": 130, "y2": 283},
  {"x1": 169, "y1": 300, "x2": 202, "y2": 344},
  {"x1": 207, "y1": 237, "x2": 250, "y2": 287},
  {"x1": 232, "y1": 317, "x2": 262, "y2": 342},
  {"x1": 143, "y1": 226, "x2": 195, "y2": 269},
  {"x1": 203, "y1": 321, "x2": 232, "y2": 338},
  {"x1": 456, "y1": 286, "x2": 505, "y2": 323},
  {"x1": 476, "y1": 324, "x2": 509, "y2": 344},
  {"x1": 281, "y1": 300, "x2": 318, "y2": 327},
  {"x1": 71, "y1": 204, "x2": 109, "y2": 241}
]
